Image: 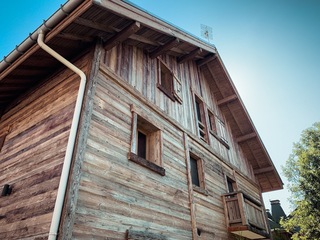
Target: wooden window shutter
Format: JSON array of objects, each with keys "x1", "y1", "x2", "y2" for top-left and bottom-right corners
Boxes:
[
  {"x1": 173, "y1": 75, "x2": 183, "y2": 103},
  {"x1": 217, "y1": 118, "x2": 228, "y2": 143}
]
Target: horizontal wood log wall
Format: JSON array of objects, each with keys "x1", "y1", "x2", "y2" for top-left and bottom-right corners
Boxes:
[
  {"x1": 0, "y1": 55, "x2": 90, "y2": 239},
  {"x1": 103, "y1": 43, "x2": 254, "y2": 180},
  {"x1": 69, "y1": 42, "x2": 264, "y2": 238},
  {"x1": 71, "y1": 68, "x2": 192, "y2": 239}
]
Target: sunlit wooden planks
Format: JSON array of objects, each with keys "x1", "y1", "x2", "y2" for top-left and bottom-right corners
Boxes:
[{"x1": 0, "y1": 55, "x2": 89, "y2": 239}]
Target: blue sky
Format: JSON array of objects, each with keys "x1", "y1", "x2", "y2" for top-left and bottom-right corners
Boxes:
[{"x1": 1, "y1": 0, "x2": 320, "y2": 215}]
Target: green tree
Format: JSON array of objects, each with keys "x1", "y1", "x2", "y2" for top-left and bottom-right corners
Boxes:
[{"x1": 281, "y1": 122, "x2": 320, "y2": 240}]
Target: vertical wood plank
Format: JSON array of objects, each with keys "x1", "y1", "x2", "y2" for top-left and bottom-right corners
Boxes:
[{"x1": 183, "y1": 133, "x2": 197, "y2": 239}]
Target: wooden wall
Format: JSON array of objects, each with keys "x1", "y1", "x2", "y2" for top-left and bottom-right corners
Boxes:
[
  {"x1": 71, "y1": 66, "x2": 192, "y2": 239},
  {"x1": 103, "y1": 43, "x2": 254, "y2": 180},
  {"x1": 0, "y1": 55, "x2": 90, "y2": 239},
  {"x1": 68, "y1": 42, "x2": 263, "y2": 239}
]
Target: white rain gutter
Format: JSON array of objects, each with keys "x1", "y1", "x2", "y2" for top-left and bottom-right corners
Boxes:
[
  {"x1": 0, "y1": 0, "x2": 84, "y2": 74},
  {"x1": 37, "y1": 31, "x2": 86, "y2": 240}
]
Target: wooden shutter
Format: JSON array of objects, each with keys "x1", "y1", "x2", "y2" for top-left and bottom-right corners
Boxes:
[{"x1": 173, "y1": 75, "x2": 183, "y2": 103}]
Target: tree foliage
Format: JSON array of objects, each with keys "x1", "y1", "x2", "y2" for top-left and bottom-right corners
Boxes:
[{"x1": 281, "y1": 122, "x2": 320, "y2": 239}]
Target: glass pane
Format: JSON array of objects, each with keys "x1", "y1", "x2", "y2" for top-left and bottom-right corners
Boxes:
[
  {"x1": 190, "y1": 157, "x2": 200, "y2": 187},
  {"x1": 138, "y1": 131, "x2": 147, "y2": 159},
  {"x1": 227, "y1": 178, "x2": 234, "y2": 193},
  {"x1": 195, "y1": 100, "x2": 202, "y2": 122}
]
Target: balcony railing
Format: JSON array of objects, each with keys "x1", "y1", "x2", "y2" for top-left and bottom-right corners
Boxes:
[{"x1": 222, "y1": 191, "x2": 270, "y2": 239}]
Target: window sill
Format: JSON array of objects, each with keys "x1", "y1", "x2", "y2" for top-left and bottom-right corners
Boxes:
[
  {"x1": 193, "y1": 185, "x2": 208, "y2": 196},
  {"x1": 128, "y1": 152, "x2": 165, "y2": 176},
  {"x1": 157, "y1": 84, "x2": 176, "y2": 102},
  {"x1": 210, "y1": 131, "x2": 230, "y2": 150}
]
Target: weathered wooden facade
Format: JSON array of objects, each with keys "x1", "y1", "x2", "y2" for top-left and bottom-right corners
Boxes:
[{"x1": 0, "y1": 0, "x2": 282, "y2": 239}]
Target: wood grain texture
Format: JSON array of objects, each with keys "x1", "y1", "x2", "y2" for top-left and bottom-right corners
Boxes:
[{"x1": 0, "y1": 54, "x2": 90, "y2": 239}]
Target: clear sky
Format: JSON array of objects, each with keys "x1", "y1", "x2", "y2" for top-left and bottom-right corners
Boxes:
[{"x1": 1, "y1": 0, "x2": 320, "y2": 215}]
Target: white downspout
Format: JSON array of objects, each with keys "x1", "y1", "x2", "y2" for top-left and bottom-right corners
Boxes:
[{"x1": 37, "y1": 30, "x2": 86, "y2": 240}]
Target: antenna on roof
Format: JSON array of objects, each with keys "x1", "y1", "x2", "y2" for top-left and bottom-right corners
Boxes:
[{"x1": 201, "y1": 24, "x2": 213, "y2": 43}]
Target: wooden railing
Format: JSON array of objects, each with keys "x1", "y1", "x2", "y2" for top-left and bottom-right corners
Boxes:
[{"x1": 222, "y1": 191, "x2": 270, "y2": 239}]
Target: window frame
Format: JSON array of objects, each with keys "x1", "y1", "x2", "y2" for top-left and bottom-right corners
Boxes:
[
  {"x1": 216, "y1": 117, "x2": 230, "y2": 149},
  {"x1": 157, "y1": 59, "x2": 175, "y2": 101},
  {"x1": 207, "y1": 109, "x2": 217, "y2": 136},
  {"x1": 225, "y1": 175, "x2": 238, "y2": 193},
  {"x1": 157, "y1": 58, "x2": 183, "y2": 103},
  {"x1": 129, "y1": 105, "x2": 165, "y2": 176},
  {"x1": 193, "y1": 93, "x2": 208, "y2": 143},
  {"x1": 189, "y1": 152, "x2": 207, "y2": 195}
]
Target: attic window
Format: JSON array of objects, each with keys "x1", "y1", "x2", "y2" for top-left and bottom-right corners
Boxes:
[
  {"x1": 129, "y1": 107, "x2": 165, "y2": 176},
  {"x1": 217, "y1": 118, "x2": 229, "y2": 145},
  {"x1": 157, "y1": 59, "x2": 183, "y2": 103},
  {"x1": 208, "y1": 109, "x2": 217, "y2": 135},
  {"x1": 194, "y1": 95, "x2": 208, "y2": 142}
]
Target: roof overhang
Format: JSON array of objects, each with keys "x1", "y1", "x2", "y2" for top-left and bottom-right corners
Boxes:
[{"x1": 0, "y1": 0, "x2": 282, "y2": 192}]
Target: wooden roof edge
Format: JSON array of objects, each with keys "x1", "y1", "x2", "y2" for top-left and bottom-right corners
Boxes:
[
  {"x1": 0, "y1": 0, "x2": 93, "y2": 81},
  {"x1": 94, "y1": 0, "x2": 217, "y2": 55},
  {"x1": 212, "y1": 51, "x2": 283, "y2": 190}
]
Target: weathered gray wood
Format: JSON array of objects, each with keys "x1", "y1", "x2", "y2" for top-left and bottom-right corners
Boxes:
[
  {"x1": 128, "y1": 152, "x2": 165, "y2": 176},
  {"x1": 127, "y1": 230, "x2": 167, "y2": 240},
  {"x1": 104, "y1": 21, "x2": 141, "y2": 51},
  {"x1": 149, "y1": 38, "x2": 180, "y2": 59},
  {"x1": 60, "y1": 41, "x2": 104, "y2": 239}
]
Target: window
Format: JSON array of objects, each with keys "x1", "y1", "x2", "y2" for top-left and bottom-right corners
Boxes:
[
  {"x1": 217, "y1": 118, "x2": 228, "y2": 144},
  {"x1": 158, "y1": 60, "x2": 175, "y2": 101},
  {"x1": 157, "y1": 59, "x2": 183, "y2": 103},
  {"x1": 207, "y1": 110, "x2": 217, "y2": 135},
  {"x1": 226, "y1": 177, "x2": 237, "y2": 193},
  {"x1": 129, "y1": 107, "x2": 165, "y2": 176},
  {"x1": 190, "y1": 156, "x2": 200, "y2": 187},
  {"x1": 194, "y1": 95, "x2": 208, "y2": 142},
  {"x1": 189, "y1": 153, "x2": 206, "y2": 194}
]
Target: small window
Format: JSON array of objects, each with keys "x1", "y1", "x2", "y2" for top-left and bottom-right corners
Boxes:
[
  {"x1": 189, "y1": 153, "x2": 206, "y2": 193},
  {"x1": 129, "y1": 109, "x2": 165, "y2": 176},
  {"x1": 194, "y1": 95, "x2": 207, "y2": 142},
  {"x1": 226, "y1": 177, "x2": 237, "y2": 193},
  {"x1": 208, "y1": 110, "x2": 217, "y2": 135},
  {"x1": 190, "y1": 156, "x2": 200, "y2": 187}
]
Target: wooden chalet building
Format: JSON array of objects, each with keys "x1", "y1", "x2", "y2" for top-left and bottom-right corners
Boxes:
[{"x1": 0, "y1": 0, "x2": 283, "y2": 239}]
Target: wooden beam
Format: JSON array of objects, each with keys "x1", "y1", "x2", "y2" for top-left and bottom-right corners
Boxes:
[
  {"x1": 197, "y1": 53, "x2": 216, "y2": 66},
  {"x1": 236, "y1": 132, "x2": 257, "y2": 143},
  {"x1": 74, "y1": 17, "x2": 114, "y2": 33},
  {"x1": 217, "y1": 94, "x2": 238, "y2": 106},
  {"x1": 183, "y1": 133, "x2": 197, "y2": 239},
  {"x1": 149, "y1": 38, "x2": 180, "y2": 59},
  {"x1": 128, "y1": 152, "x2": 165, "y2": 176},
  {"x1": 254, "y1": 166, "x2": 274, "y2": 175},
  {"x1": 58, "y1": 32, "x2": 93, "y2": 42},
  {"x1": 127, "y1": 230, "x2": 167, "y2": 240},
  {"x1": 177, "y1": 48, "x2": 202, "y2": 64},
  {"x1": 104, "y1": 21, "x2": 141, "y2": 51}
]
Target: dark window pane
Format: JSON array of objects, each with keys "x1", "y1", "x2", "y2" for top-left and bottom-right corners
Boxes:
[
  {"x1": 190, "y1": 157, "x2": 200, "y2": 187},
  {"x1": 227, "y1": 178, "x2": 234, "y2": 193},
  {"x1": 195, "y1": 100, "x2": 201, "y2": 122},
  {"x1": 138, "y1": 131, "x2": 147, "y2": 159}
]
